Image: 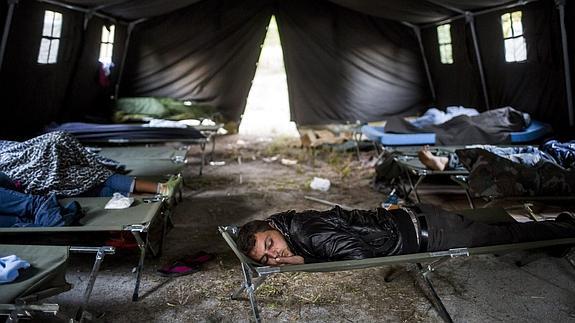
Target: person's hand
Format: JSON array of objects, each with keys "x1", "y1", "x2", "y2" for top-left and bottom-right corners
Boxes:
[{"x1": 267, "y1": 255, "x2": 304, "y2": 266}]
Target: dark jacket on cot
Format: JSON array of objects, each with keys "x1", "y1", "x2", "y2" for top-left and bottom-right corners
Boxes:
[
  {"x1": 267, "y1": 205, "x2": 575, "y2": 264},
  {"x1": 268, "y1": 206, "x2": 417, "y2": 264}
]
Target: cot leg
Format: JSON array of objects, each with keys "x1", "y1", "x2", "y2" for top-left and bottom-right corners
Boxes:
[
  {"x1": 210, "y1": 136, "x2": 216, "y2": 162},
  {"x1": 199, "y1": 142, "x2": 206, "y2": 176},
  {"x1": 311, "y1": 147, "x2": 316, "y2": 168},
  {"x1": 413, "y1": 262, "x2": 453, "y2": 323},
  {"x1": 7, "y1": 310, "x2": 19, "y2": 323},
  {"x1": 240, "y1": 263, "x2": 262, "y2": 323},
  {"x1": 566, "y1": 249, "x2": 575, "y2": 270},
  {"x1": 464, "y1": 189, "x2": 475, "y2": 209},
  {"x1": 353, "y1": 132, "x2": 361, "y2": 162},
  {"x1": 231, "y1": 275, "x2": 267, "y2": 300},
  {"x1": 74, "y1": 247, "x2": 107, "y2": 321},
  {"x1": 404, "y1": 170, "x2": 424, "y2": 203},
  {"x1": 159, "y1": 209, "x2": 170, "y2": 256},
  {"x1": 132, "y1": 232, "x2": 147, "y2": 302}
]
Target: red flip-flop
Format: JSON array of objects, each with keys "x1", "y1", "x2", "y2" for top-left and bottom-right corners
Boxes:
[{"x1": 157, "y1": 262, "x2": 200, "y2": 277}]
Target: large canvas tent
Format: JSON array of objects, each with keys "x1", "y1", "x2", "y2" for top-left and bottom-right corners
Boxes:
[{"x1": 0, "y1": 0, "x2": 573, "y2": 138}]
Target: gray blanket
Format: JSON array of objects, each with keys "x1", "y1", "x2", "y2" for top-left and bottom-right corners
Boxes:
[
  {"x1": 384, "y1": 107, "x2": 528, "y2": 145},
  {"x1": 0, "y1": 131, "x2": 119, "y2": 196}
]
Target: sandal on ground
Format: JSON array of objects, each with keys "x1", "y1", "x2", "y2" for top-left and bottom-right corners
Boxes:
[{"x1": 157, "y1": 262, "x2": 200, "y2": 277}]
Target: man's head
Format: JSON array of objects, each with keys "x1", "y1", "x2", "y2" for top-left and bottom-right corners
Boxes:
[{"x1": 237, "y1": 220, "x2": 294, "y2": 266}]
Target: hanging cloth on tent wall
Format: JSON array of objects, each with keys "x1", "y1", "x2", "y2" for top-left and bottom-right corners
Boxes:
[
  {"x1": 120, "y1": 0, "x2": 273, "y2": 122},
  {"x1": 276, "y1": 0, "x2": 430, "y2": 125}
]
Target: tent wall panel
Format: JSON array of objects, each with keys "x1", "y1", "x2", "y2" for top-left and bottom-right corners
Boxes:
[
  {"x1": 475, "y1": 0, "x2": 566, "y2": 127},
  {"x1": 63, "y1": 17, "x2": 127, "y2": 122},
  {"x1": 0, "y1": 1, "x2": 84, "y2": 138},
  {"x1": 277, "y1": 0, "x2": 428, "y2": 125},
  {"x1": 120, "y1": 0, "x2": 272, "y2": 122},
  {"x1": 422, "y1": 20, "x2": 482, "y2": 110},
  {"x1": 1, "y1": 2, "x2": 6, "y2": 36},
  {"x1": 567, "y1": 0, "x2": 574, "y2": 122}
]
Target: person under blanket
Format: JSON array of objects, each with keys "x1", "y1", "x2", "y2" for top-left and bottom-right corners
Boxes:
[
  {"x1": 418, "y1": 140, "x2": 575, "y2": 171},
  {"x1": 0, "y1": 173, "x2": 83, "y2": 227},
  {"x1": 237, "y1": 205, "x2": 575, "y2": 265},
  {"x1": 0, "y1": 132, "x2": 180, "y2": 197}
]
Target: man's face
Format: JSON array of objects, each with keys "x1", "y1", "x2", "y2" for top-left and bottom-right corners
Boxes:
[{"x1": 248, "y1": 229, "x2": 294, "y2": 266}]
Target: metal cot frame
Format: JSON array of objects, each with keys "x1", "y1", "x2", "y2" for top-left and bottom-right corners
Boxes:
[
  {"x1": 219, "y1": 226, "x2": 575, "y2": 323},
  {"x1": 0, "y1": 245, "x2": 115, "y2": 322},
  {"x1": 0, "y1": 197, "x2": 170, "y2": 302},
  {"x1": 450, "y1": 174, "x2": 575, "y2": 209}
]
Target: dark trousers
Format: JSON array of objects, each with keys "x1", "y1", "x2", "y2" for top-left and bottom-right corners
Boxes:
[{"x1": 416, "y1": 205, "x2": 575, "y2": 251}]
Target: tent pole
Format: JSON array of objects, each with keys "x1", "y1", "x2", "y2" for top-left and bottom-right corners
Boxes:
[
  {"x1": 556, "y1": 0, "x2": 574, "y2": 126},
  {"x1": 422, "y1": 0, "x2": 543, "y2": 30},
  {"x1": 115, "y1": 19, "x2": 145, "y2": 100},
  {"x1": 0, "y1": 0, "x2": 18, "y2": 73},
  {"x1": 466, "y1": 13, "x2": 490, "y2": 110},
  {"x1": 405, "y1": 22, "x2": 436, "y2": 102}
]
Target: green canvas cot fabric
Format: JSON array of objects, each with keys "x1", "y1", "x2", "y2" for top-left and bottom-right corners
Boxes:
[
  {"x1": 0, "y1": 197, "x2": 163, "y2": 233},
  {"x1": 0, "y1": 245, "x2": 70, "y2": 303},
  {"x1": 97, "y1": 146, "x2": 186, "y2": 176}
]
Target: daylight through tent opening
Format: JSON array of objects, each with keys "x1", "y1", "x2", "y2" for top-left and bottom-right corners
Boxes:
[{"x1": 239, "y1": 16, "x2": 298, "y2": 137}]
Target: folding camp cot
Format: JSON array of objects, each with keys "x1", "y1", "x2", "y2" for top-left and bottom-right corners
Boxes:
[
  {"x1": 89, "y1": 145, "x2": 186, "y2": 204},
  {"x1": 379, "y1": 146, "x2": 473, "y2": 207},
  {"x1": 47, "y1": 122, "x2": 211, "y2": 175},
  {"x1": 0, "y1": 197, "x2": 167, "y2": 302},
  {"x1": 219, "y1": 208, "x2": 575, "y2": 323},
  {"x1": 362, "y1": 120, "x2": 551, "y2": 150},
  {"x1": 0, "y1": 244, "x2": 114, "y2": 322},
  {"x1": 94, "y1": 146, "x2": 188, "y2": 177},
  {"x1": 450, "y1": 174, "x2": 575, "y2": 209}
]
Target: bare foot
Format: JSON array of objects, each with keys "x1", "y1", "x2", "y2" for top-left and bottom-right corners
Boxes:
[{"x1": 418, "y1": 146, "x2": 449, "y2": 171}]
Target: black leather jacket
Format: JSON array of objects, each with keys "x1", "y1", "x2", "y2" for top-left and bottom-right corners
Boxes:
[{"x1": 268, "y1": 206, "x2": 404, "y2": 263}]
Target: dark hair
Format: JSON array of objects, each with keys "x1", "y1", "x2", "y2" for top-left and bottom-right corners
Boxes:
[{"x1": 237, "y1": 220, "x2": 273, "y2": 256}]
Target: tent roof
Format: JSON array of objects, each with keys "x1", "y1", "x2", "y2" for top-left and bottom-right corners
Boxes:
[{"x1": 54, "y1": 0, "x2": 522, "y2": 24}]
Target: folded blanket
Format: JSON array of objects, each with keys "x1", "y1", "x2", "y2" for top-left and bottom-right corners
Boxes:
[
  {"x1": 385, "y1": 107, "x2": 529, "y2": 145},
  {"x1": 0, "y1": 255, "x2": 30, "y2": 284},
  {"x1": 410, "y1": 106, "x2": 479, "y2": 128}
]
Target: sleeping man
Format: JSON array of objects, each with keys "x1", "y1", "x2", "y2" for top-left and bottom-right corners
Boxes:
[
  {"x1": 237, "y1": 205, "x2": 575, "y2": 265},
  {"x1": 417, "y1": 140, "x2": 575, "y2": 171}
]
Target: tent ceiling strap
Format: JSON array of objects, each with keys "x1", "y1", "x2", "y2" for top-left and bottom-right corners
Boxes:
[
  {"x1": 93, "y1": 0, "x2": 132, "y2": 12},
  {"x1": 404, "y1": 22, "x2": 436, "y2": 102},
  {"x1": 466, "y1": 13, "x2": 490, "y2": 110},
  {"x1": 36, "y1": 0, "x2": 124, "y2": 25},
  {"x1": 556, "y1": 0, "x2": 574, "y2": 126},
  {"x1": 0, "y1": 0, "x2": 18, "y2": 73},
  {"x1": 421, "y1": 0, "x2": 543, "y2": 29},
  {"x1": 83, "y1": 11, "x2": 93, "y2": 30}
]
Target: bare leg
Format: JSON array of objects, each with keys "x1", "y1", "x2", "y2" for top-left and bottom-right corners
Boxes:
[
  {"x1": 418, "y1": 146, "x2": 449, "y2": 171},
  {"x1": 134, "y1": 179, "x2": 160, "y2": 194},
  {"x1": 135, "y1": 175, "x2": 182, "y2": 196}
]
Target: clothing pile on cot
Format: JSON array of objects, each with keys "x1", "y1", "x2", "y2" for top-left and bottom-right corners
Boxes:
[
  {"x1": 0, "y1": 131, "x2": 181, "y2": 227},
  {"x1": 374, "y1": 140, "x2": 575, "y2": 197},
  {"x1": 362, "y1": 106, "x2": 551, "y2": 145}
]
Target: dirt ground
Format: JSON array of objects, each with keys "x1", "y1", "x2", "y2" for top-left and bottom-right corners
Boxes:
[{"x1": 45, "y1": 134, "x2": 575, "y2": 322}]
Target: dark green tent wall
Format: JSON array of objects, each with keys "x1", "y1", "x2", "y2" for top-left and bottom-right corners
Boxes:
[{"x1": 0, "y1": 0, "x2": 574, "y2": 138}]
